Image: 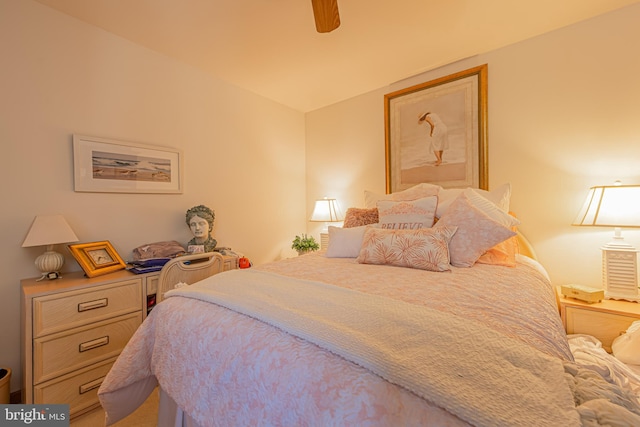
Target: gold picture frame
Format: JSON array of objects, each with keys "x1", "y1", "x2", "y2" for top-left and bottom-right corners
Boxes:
[
  {"x1": 68, "y1": 241, "x2": 126, "y2": 277},
  {"x1": 384, "y1": 64, "x2": 488, "y2": 193}
]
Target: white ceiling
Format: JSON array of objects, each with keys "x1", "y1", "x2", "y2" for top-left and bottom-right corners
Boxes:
[{"x1": 34, "y1": 0, "x2": 639, "y2": 112}]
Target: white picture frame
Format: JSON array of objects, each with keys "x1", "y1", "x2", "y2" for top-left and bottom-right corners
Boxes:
[{"x1": 73, "y1": 134, "x2": 184, "y2": 194}]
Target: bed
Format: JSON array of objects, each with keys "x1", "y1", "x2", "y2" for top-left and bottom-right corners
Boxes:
[{"x1": 98, "y1": 184, "x2": 640, "y2": 426}]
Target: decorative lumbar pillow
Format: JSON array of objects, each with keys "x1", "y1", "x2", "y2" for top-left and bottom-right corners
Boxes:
[
  {"x1": 436, "y1": 183, "x2": 512, "y2": 218},
  {"x1": 377, "y1": 196, "x2": 437, "y2": 230},
  {"x1": 356, "y1": 226, "x2": 457, "y2": 272},
  {"x1": 364, "y1": 183, "x2": 440, "y2": 209},
  {"x1": 343, "y1": 207, "x2": 379, "y2": 228},
  {"x1": 325, "y1": 225, "x2": 370, "y2": 258},
  {"x1": 434, "y1": 192, "x2": 516, "y2": 268}
]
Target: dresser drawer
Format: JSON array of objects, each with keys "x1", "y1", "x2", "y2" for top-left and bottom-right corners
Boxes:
[
  {"x1": 34, "y1": 312, "x2": 142, "y2": 384},
  {"x1": 33, "y1": 279, "x2": 142, "y2": 337},
  {"x1": 34, "y1": 357, "x2": 115, "y2": 418}
]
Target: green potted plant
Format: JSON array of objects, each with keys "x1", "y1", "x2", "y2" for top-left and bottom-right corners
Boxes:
[{"x1": 291, "y1": 233, "x2": 320, "y2": 255}]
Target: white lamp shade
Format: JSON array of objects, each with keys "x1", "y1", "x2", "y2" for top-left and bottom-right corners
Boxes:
[
  {"x1": 22, "y1": 215, "x2": 79, "y2": 248},
  {"x1": 573, "y1": 185, "x2": 640, "y2": 228},
  {"x1": 310, "y1": 198, "x2": 344, "y2": 222}
]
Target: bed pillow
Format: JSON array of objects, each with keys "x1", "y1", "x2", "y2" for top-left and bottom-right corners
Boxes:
[
  {"x1": 462, "y1": 187, "x2": 520, "y2": 228},
  {"x1": 476, "y1": 210, "x2": 519, "y2": 267},
  {"x1": 377, "y1": 196, "x2": 437, "y2": 230},
  {"x1": 436, "y1": 183, "x2": 511, "y2": 218},
  {"x1": 325, "y1": 225, "x2": 369, "y2": 258},
  {"x1": 364, "y1": 183, "x2": 440, "y2": 209},
  {"x1": 476, "y1": 232, "x2": 519, "y2": 267},
  {"x1": 343, "y1": 207, "x2": 379, "y2": 228},
  {"x1": 434, "y1": 193, "x2": 516, "y2": 267},
  {"x1": 356, "y1": 226, "x2": 457, "y2": 272}
]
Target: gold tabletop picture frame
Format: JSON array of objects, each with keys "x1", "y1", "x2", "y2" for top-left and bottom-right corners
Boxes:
[{"x1": 68, "y1": 240, "x2": 126, "y2": 277}]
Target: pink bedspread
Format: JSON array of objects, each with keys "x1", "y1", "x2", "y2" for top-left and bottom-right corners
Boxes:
[{"x1": 99, "y1": 253, "x2": 571, "y2": 426}]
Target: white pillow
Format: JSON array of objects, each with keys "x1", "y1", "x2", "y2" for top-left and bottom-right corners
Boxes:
[
  {"x1": 463, "y1": 188, "x2": 520, "y2": 228},
  {"x1": 364, "y1": 183, "x2": 440, "y2": 209},
  {"x1": 325, "y1": 225, "x2": 369, "y2": 258},
  {"x1": 436, "y1": 183, "x2": 511, "y2": 218},
  {"x1": 377, "y1": 196, "x2": 437, "y2": 230},
  {"x1": 612, "y1": 320, "x2": 640, "y2": 364}
]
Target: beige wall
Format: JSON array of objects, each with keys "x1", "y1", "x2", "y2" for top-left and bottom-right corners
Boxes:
[
  {"x1": 306, "y1": 4, "x2": 640, "y2": 288},
  {"x1": 0, "y1": 0, "x2": 306, "y2": 393},
  {"x1": 3, "y1": 0, "x2": 640, "y2": 399}
]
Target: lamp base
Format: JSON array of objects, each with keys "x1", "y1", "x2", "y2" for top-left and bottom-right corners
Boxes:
[
  {"x1": 320, "y1": 232, "x2": 329, "y2": 250},
  {"x1": 601, "y1": 240, "x2": 638, "y2": 303},
  {"x1": 605, "y1": 292, "x2": 640, "y2": 303},
  {"x1": 34, "y1": 250, "x2": 64, "y2": 281}
]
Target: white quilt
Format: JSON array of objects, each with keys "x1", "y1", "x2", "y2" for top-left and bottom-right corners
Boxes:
[
  {"x1": 168, "y1": 269, "x2": 580, "y2": 427},
  {"x1": 100, "y1": 256, "x2": 640, "y2": 426}
]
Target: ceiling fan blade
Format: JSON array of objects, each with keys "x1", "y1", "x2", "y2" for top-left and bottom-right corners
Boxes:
[{"x1": 311, "y1": 0, "x2": 340, "y2": 33}]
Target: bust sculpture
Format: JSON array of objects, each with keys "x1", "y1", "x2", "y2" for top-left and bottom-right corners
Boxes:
[{"x1": 185, "y1": 205, "x2": 217, "y2": 253}]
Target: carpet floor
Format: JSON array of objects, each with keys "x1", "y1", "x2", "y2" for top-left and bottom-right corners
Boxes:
[{"x1": 70, "y1": 387, "x2": 158, "y2": 427}]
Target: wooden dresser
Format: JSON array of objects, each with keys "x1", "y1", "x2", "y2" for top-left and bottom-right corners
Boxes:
[
  {"x1": 21, "y1": 254, "x2": 239, "y2": 418},
  {"x1": 21, "y1": 270, "x2": 153, "y2": 418}
]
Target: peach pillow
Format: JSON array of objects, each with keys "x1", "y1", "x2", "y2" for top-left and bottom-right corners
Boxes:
[
  {"x1": 356, "y1": 226, "x2": 457, "y2": 272},
  {"x1": 434, "y1": 193, "x2": 516, "y2": 268},
  {"x1": 477, "y1": 212, "x2": 520, "y2": 267},
  {"x1": 343, "y1": 207, "x2": 379, "y2": 228},
  {"x1": 377, "y1": 196, "x2": 437, "y2": 230},
  {"x1": 476, "y1": 233, "x2": 519, "y2": 267},
  {"x1": 364, "y1": 183, "x2": 440, "y2": 209}
]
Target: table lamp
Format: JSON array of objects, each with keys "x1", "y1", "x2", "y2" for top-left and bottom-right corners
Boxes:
[
  {"x1": 310, "y1": 197, "x2": 344, "y2": 250},
  {"x1": 573, "y1": 183, "x2": 640, "y2": 301},
  {"x1": 22, "y1": 215, "x2": 79, "y2": 281}
]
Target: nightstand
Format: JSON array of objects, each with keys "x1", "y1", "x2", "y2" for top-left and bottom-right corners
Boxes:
[{"x1": 557, "y1": 287, "x2": 640, "y2": 352}]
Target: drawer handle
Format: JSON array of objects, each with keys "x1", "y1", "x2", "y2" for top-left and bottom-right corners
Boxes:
[
  {"x1": 79, "y1": 376, "x2": 105, "y2": 394},
  {"x1": 79, "y1": 336, "x2": 109, "y2": 352},
  {"x1": 78, "y1": 298, "x2": 108, "y2": 312}
]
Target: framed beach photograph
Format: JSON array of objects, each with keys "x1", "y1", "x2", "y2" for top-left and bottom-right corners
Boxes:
[
  {"x1": 68, "y1": 240, "x2": 127, "y2": 277},
  {"x1": 384, "y1": 64, "x2": 488, "y2": 193},
  {"x1": 73, "y1": 134, "x2": 184, "y2": 194}
]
